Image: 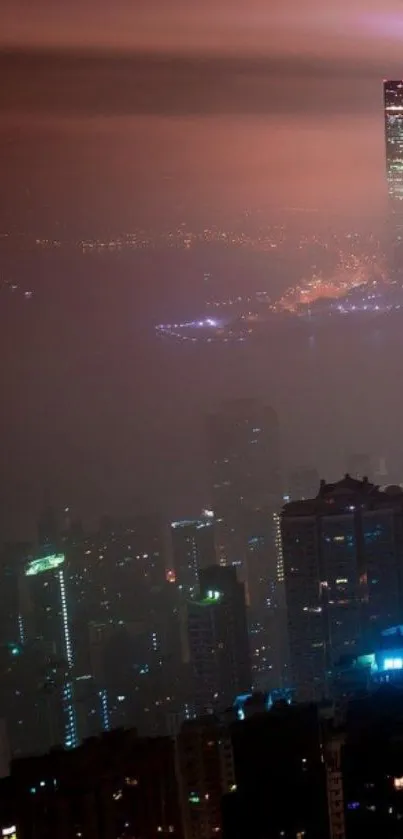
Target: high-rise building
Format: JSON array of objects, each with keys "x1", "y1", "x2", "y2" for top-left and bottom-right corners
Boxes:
[
  {"x1": 22, "y1": 553, "x2": 73, "y2": 667},
  {"x1": 97, "y1": 513, "x2": 167, "y2": 594},
  {"x1": 186, "y1": 566, "x2": 251, "y2": 714},
  {"x1": 207, "y1": 400, "x2": 285, "y2": 690},
  {"x1": 224, "y1": 702, "x2": 329, "y2": 839},
  {"x1": 0, "y1": 728, "x2": 184, "y2": 839},
  {"x1": 68, "y1": 513, "x2": 167, "y2": 626},
  {"x1": 0, "y1": 543, "x2": 29, "y2": 650},
  {"x1": 342, "y1": 688, "x2": 403, "y2": 839},
  {"x1": 67, "y1": 514, "x2": 188, "y2": 740},
  {"x1": 177, "y1": 715, "x2": 235, "y2": 839},
  {"x1": 171, "y1": 513, "x2": 216, "y2": 593},
  {"x1": 207, "y1": 398, "x2": 282, "y2": 570},
  {"x1": 384, "y1": 81, "x2": 403, "y2": 207},
  {"x1": 384, "y1": 80, "x2": 403, "y2": 277},
  {"x1": 20, "y1": 551, "x2": 77, "y2": 749},
  {"x1": 281, "y1": 476, "x2": 403, "y2": 701},
  {"x1": 273, "y1": 512, "x2": 284, "y2": 584},
  {"x1": 243, "y1": 506, "x2": 289, "y2": 692}
]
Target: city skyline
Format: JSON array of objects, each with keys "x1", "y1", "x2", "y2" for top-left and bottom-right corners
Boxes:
[
  {"x1": 6, "y1": 2, "x2": 403, "y2": 836},
  {"x1": 3, "y1": 0, "x2": 403, "y2": 772}
]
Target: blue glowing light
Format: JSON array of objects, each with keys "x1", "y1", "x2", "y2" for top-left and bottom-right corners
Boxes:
[{"x1": 383, "y1": 657, "x2": 403, "y2": 670}]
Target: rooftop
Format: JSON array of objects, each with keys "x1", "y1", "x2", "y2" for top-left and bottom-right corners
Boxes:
[{"x1": 25, "y1": 553, "x2": 65, "y2": 577}]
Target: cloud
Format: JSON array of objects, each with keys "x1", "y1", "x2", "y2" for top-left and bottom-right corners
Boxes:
[{"x1": 0, "y1": 49, "x2": 389, "y2": 119}]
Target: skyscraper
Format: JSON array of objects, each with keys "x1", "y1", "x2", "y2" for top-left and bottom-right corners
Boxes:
[
  {"x1": 384, "y1": 80, "x2": 403, "y2": 277},
  {"x1": 177, "y1": 715, "x2": 235, "y2": 839},
  {"x1": 186, "y1": 566, "x2": 251, "y2": 714},
  {"x1": 384, "y1": 81, "x2": 403, "y2": 207},
  {"x1": 225, "y1": 703, "x2": 329, "y2": 839},
  {"x1": 23, "y1": 553, "x2": 73, "y2": 667},
  {"x1": 281, "y1": 476, "x2": 403, "y2": 701},
  {"x1": 171, "y1": 513, "x2": 216, "y2": 593},
  {"x1": 21, "y1": 551, "x2": 77, "y2": 749},
  {"x1": 207, "y1": 398, "x2": 281, "y2": 571},
  {"x1": 207, "y1": 399, "x2": 285, "y2": 694}
]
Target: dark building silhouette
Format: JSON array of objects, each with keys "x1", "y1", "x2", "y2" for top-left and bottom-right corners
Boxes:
[
  {"x1": 207, "y1": 398, "x2": 282, "y2": 571},
  {"x1": 186, "y1": 566, "x2": 251, "y2": 714},
  {"x1": 342, "y1": 686, "x2": 403, "y2": 839},
  {"x1": 0, "y1": 728, "x2": 183, "y2": 839},
  {"x1": 69, "y1": 513, "x2": 192, "y2": 740},
  {"x1": 177, "y1": 715, "x2": 235, "y2": 839},
  {"x1": 224, "y1": 702, "x2": 329, "y2": 839},
  {"x1": 0, "y1": 543, "x2": 29, "y2": 650},
  {"x1": 281, "y1": 476, "x2": 403, "y2": 701},
  {"x1": 207, "y1": 399, "x2": 285, "y2": 693}
]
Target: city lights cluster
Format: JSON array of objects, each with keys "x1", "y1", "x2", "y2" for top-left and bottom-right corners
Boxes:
[{"x1": 155, "y1": 257, "x2": 396, "y2": 343}]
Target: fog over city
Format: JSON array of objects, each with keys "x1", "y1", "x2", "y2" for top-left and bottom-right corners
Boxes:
[
  {"x1": 4, "y1": 6, "x2": 403, "y2": 837},
  {"x1": 2, "y1": 18, "x2": 403, "y2": 534}
]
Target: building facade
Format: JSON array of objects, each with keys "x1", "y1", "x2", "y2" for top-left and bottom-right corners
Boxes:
[
  {"x1": 177, "y1": 716, "x2": 235, "y2": 839},
  {"x1": 207, "y1": 398, "x2": 282, "y2": 571},
  {"x1": 187, "y1": 567, "x2": 251, "y2": 714},
  {"x1": 281, "y1": 477, "x2": 403, "y2": 701},
  {"x1": 384, "y1": 80, "x2": 403, "y2": 208},
  {"x1": 171, "y1": 514, "x2": 216, "y2": 593},
  {"x1": 21, "y1": 551, "x2": 77, "y2": 750}
]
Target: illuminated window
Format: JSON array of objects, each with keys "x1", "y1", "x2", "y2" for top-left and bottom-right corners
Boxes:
[
  {"x1": 394, "y1": 777, "x2": 403, "y2": 790},
  {"x1": 384, "y1": 658, "x2": 403, "y2": 670}
]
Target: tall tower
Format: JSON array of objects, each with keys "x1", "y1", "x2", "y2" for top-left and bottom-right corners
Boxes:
[
  {"x1": 207, "y1": 398, "x2": 281, "y2": 569},
  {"x1": 22, "y1": 552, "x2": 77, "y2": 749},
  {"x1": 281, "y1": 476, "x2": 403, "y2": 702},
  {"x1": 384, "y1": 80, "x2": 403, "y2": 278},
  {"x1": 384, "y1": 81, "x2": 403, "y2": 207},
  {"x1": 186, "y1": 566, "x2": 251, "y2": 714},
  {"x1": 207, "y1": 399, "x2": 284, "y2": 691},
  {"x1": 177, "y1": 716, "x2": 235, "y2": 839},
  {"x1": 170, "y1": 513, "x2": 216, "y2": 593}
]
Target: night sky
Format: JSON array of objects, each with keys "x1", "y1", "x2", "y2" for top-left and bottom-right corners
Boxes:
[
  {"x1": 3, "y1": 2, "x2": 403, "y2": 220},
  {"x1": 1, "y1": 1, "x2": 403, "y2": 537}
]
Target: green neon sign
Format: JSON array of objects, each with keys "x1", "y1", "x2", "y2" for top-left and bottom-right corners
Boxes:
[{"x1": 25, "y1": 554, "x2": 65, "y2": 576}]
